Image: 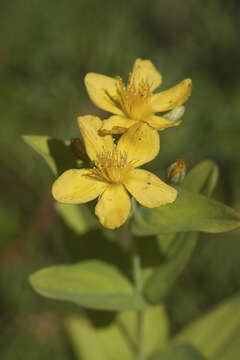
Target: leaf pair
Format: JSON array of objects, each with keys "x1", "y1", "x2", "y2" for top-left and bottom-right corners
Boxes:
[
  {"x1": 66, "y1": 305, "x2": 169, "y2": 360},
  {"x1": 64, "y1": 282, "x2": 240, "y2": 359}
]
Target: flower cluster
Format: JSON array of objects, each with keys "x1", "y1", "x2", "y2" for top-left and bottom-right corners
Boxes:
[{"x1": 52, "y1": 59, "x2": 192, "y2": 229}]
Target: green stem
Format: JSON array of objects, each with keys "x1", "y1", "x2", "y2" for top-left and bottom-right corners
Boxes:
[
  {"x1": 136, "y1": 310, "x2": 144, "y2": 360},
  {"x1": 132, "y1": 245, "x2": 145, "y2": 360},
  {"x1": 132, "y1": 251, "x2": 142, "y2": 293}
]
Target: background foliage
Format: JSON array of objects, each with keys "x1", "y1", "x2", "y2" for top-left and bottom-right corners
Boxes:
[{"x1": 1, "y1": 0, "x2": 240, "y2": 359}]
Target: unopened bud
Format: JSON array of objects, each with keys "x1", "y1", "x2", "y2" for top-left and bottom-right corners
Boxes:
[
  {"x1": 167, "y1": 158, "x2": 187, "y2": 184},
  {"x1": 71, "y1": 138, "x2": 88, "y2": 161},
  {"x1": 164, "y1": 105, "x2": 185, "y2": 123}
]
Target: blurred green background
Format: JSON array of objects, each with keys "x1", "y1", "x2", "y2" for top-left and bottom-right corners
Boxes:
[{"x1": 1, "y1": 0, "x2": 240, "y2": 358}]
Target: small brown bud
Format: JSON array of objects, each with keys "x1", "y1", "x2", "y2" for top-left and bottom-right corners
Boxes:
[
  {"x1": 166, "y1": 158, "x2": 187, "y2": 184},
  {"x1": 71, "y1": 138, "x2": 88, "y2": 161}
]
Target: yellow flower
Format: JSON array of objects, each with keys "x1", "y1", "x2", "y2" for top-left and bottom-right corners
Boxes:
[
  {"x1": 52, "y1": 115, "x2": 177, "y2": 230},
  {"x1": 84, "y1": 58, "x2": 192, "y2": 135}
]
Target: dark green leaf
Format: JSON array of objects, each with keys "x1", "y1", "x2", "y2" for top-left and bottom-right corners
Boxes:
[
  {"x1": 30, "y1": 260, "x2": 146, "y2": 311},
  {"x1": 151, "y1": 344, "x2": 206, "y2": 360},
  {"x1": 174, "y1": 294, "x2": 240, "y2": 360},
  {"x1": 56, "y1": 203, "x2": 98, "y2": 235},
  {"x1": 23, "y1": 135, "x2": 83, "y2": 175},
  {"x1": 0, "y1": 205, "x2": 22, "y2": 239},
  {"x1": 142, "y1": 160, "x2": 224, "y2": 303},
  {"x1": 144, "y1": 232, "x2": 198, "y2": 304}
]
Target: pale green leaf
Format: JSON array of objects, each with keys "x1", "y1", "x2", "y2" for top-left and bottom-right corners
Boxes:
[
  {"x1": 173, "y1": 294, "x2": 240, "y2": 360},
  {"x1": 30, "y1": 260, "x2": 146, "y2": 311},
  {"x1": 95, "y1": 318, "x2": 133, "y2": 360},
  {"x1": 117, "y1": 305, "x2": 170, "y2": 357},
  {"x1": 181, "y1": 160, "x2": 218, "y2": 196},
  {"x1": 132, "y1": 188, "x2": 240, "y2": 236},
  {"x1": 216, "y1": 327, "x2": 240, "y2": 360},
  {"x1": 23, "y1": 135, "x2": 82, "y2": 175},
  {"x1": 154, "y1": 161, "x2": 218, "y2": 255},
  {"x1": 66, "y1": 316, "x2": 119, "y2": 360},
  {"x1": 66, "y1": 305, "x2": 169, "y2": 360}
]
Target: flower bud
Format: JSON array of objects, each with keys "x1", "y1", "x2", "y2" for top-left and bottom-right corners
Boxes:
[
  {"x1": 164, "y1": 105, "x2": 185, "y2": 123},
  {"x1": 71, "y1": 138, "x2": 88, "y2": 161},
  {"x1": 167, "y1": 158, "x2": 187, "y2": 185}
]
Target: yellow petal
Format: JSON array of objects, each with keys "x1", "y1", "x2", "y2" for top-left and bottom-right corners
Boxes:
[
  {"x1": 100, "y1": 115, "x2": 138, "y2": 135},
  {"x1": 150, "y1": 78, "x2": 192, "y2": 112},
  {"x1": 117, "y1": 121, "x2": 160, "y2": 167},
  {"x1": 145, "y1": 115, "x2": 182, "y2": 131},
  {"x1": 52, "y1": 169, "x2": 107, "y2": 204},
  {"x1": 132, "y1": 58, "x2": 162, "y2": 91},
  {"x1": 124, "y1": 169, "x2": 177, "y2": 208},
  {"x1": 84, "y1": 73, "x2": 123, "y2": 115},
  {"x1": 95, "y1": 184, "x2": 131, "y2": 229},
  {"x1": 77, "y1": 115, "x2": 114, "y2": 162}
]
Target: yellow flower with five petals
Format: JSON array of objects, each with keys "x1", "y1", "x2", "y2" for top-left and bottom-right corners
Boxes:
[
  {"x1": 84, "y1": 58, "x2": 192, "y2": 135},
  {"x1": 52, "y1": 115, "x2": 177, "y2": 229}
]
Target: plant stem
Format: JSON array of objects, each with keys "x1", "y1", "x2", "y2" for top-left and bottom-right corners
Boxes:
[
  {"x1": 136, "y1": 310, "x2": 144, "y2": 360},
  {"x1": 132, "y1": 251, "x2": 142, "y2": 294},
  {"x1": 132, "y1": 245, "x2": 145, "y2": 360}
]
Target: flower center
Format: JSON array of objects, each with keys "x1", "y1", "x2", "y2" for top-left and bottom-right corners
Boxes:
[
  {"x1": 92, "y1": 148, "x2": 135, "y2": 184},
  {"x1": 107, "y1": 73, "x2": 153, "y2": 121}
]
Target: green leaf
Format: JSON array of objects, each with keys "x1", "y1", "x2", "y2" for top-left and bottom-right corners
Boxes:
[
  {"x1": 132, "y1": 188, "x2": 240, "y2": 236},
  {"x1": 30, "y1": 260, "x2": 146, "y2": 311},
  {"x1": 151, "y1": 344, "x2": 206, "y2": 360},
  {"x1": 181, "y1": 160, "x2": 218, "y2": 196},
  {"x1": 117, "y1": 305, "x2": 169, "y2": 357},
  {"x1": 66, "y1": 305, "x2": 169, "y2": 360},
  {"x1": 144, "y1": 232, "x2": 198, "y2": 304},
  {"x1": 66, "y1": 315, "x2": 133, "y2": 360},
  {"x1": 173, "y1": 294, "x2": 240, "y2": 360},
  {"x1": 56, "y1": 203, "x2": 98, "y2": 235},
  {"x1": 154, "y1": 161, "x2": 218, "y2": 256},
  {"x1": 132, "y1": 160, "x2": 221, "y2": 236},
  {"x1": 23, "y1": 135, "x2": 83, "y2": 175}
]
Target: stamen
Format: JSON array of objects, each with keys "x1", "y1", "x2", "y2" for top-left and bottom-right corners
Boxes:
[
  {"x1": 105, "y1": 73, "x2": 153, "y2": 120},
  {"x1": 90, "y1": 148, "x2": 135, "y2": 184}
]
